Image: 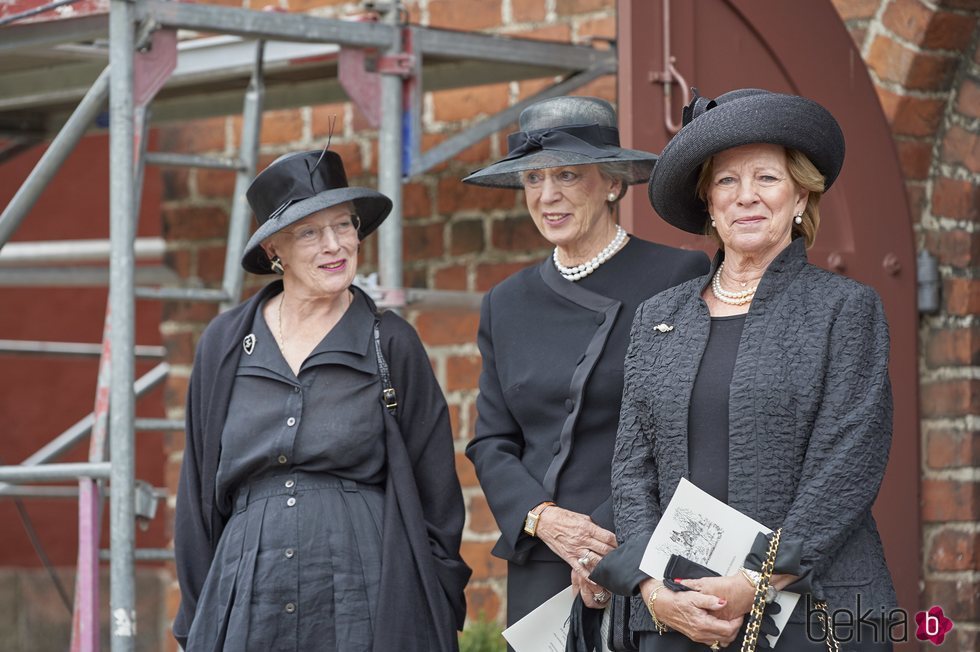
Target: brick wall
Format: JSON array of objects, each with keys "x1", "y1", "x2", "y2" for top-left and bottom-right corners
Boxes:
[
  {"x1": 157, "y1": 0, "x2": 979, "y2": 649},
  {"x1": 833, "y1": 0, "x2": 980, "y2": 648},
  {"x1": 158, "y1": 1, "x2": 618, "y2": 647}
]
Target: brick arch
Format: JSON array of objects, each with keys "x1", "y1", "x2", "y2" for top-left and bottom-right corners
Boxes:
[{"x1": 837, "y1": 1, "x2": 980, "y2": 647}]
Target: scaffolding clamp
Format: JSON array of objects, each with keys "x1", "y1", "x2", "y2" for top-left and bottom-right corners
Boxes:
[
  {"x1": 134, "y1": 480, "x2": 158, "y2": 531},
  {"x1": 377, "y1": 53, "x2": 415, "y2": 77}
]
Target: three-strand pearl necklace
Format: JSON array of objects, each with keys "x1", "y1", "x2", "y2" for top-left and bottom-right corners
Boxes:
[
  {"x1": 711, "y1": 261, "x2": 758, "y2": 305},
  {"x1": 553, "y1": 224, "x2": 628, "y2": 282}
]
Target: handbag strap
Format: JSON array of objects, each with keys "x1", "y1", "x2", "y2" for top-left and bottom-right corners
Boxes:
[
  {"x1": 740, "y1": 528, "x2": 781, "y2": 652},
  {"x1": 372, "y1": 321, "x2": 398, "y2": 415}
]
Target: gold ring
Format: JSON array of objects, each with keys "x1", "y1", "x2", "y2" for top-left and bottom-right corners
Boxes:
[{"x1": 710, "y1": 642, "x2": 721, "y2": 651}]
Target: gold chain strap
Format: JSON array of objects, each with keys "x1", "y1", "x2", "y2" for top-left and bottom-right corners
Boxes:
[
  {"x1": 814, "y1": 601, "x2": 840, "y2": 652},
  {"x1": 740, "y1": 528, "x2": 781, "y2": 652}
]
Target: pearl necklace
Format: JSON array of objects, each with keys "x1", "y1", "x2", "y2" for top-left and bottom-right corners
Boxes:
[
  {"x1": 553, "y1": 225, "x2": 627, "y2": 282},
  {"x1": 711, "y1": 261, "x2": 759, "y2": 306}
]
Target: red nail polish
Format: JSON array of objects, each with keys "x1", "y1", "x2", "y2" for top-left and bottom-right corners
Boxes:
[{"x1": 674, "y1": 578, "x2": 683, "y2": 582}]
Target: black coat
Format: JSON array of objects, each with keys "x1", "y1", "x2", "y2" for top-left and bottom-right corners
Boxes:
[
  {"x1": 173, "y1": 281, "x2": 470, "y2": 650},
  {"x1": 466, "y1": 238, "x2": 709, "y2": 565},
  {"x1": 607, "y1": 238, "x2": 898, "y2": 631}
]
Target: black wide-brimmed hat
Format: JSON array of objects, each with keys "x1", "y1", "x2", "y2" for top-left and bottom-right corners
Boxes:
[
  {"x1": 461, "y1": 96, "x2": 659, "y2": 188},
  {"x1": 648, "y1": 88, "x2": 845, "y2": 234},
  {"x1": 241, "y1": 149, "x2": 392, "y2": 274}
]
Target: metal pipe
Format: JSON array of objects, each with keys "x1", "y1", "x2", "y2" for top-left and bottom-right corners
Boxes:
[
  {"x1": 221, "y1": 40, "x2": 264, "y2": 310},
  {"x1": 0, "y1": 463, "x2": 111, "y2": 483},
  {"x1": 377, "y1": 3, "x2": 404, "y2": 292},
  {"x1": 0, "y1": 485, "x2": 169, "y2": 500},
  {"x1": 0, "y1": 238, "x2": 165, "y2": 266},
  {"x1": 134, "y1": 287, "x2": 230, "y2": 301},
  {"x1": 0, "y1": 341, "x2": 164, "y2": 358},
  {"x1": 0, "y1": 265, "x2": 177, "y2": 287},
  {"x1": 0, "y1": 66, "x2": 109, "y2": 250},
  {"x1": 99, "y1": 548, "x2": 174, "y2": 562},
  {"x1": 144, "y1": 152, "x2": 243, "y2": 170},
  {"x1": 108, "y1": 2, "x2": 136, "y2": 645},
  {"x1": 133, "y1": 418, "x2": 184, "y2": 431}
]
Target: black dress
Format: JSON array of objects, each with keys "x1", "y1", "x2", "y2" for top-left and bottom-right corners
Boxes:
[
  {"x1": 466, "y1": 237, "x2": 710, "y2": 628},
  {"x1": 185, "y1": 291, "x2": 387, "y2": 651}
]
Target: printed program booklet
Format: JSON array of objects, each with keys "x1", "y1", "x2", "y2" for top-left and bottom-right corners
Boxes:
[{"x1": 639, "y1": 478, "x2": 799, "y2": 647}]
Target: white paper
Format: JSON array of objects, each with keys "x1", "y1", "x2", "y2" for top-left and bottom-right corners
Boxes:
[
  {"x1": 502, "y1": 586, "x2": 612, "y2": 652},
  {"x1": 640, "y1": 478, "x2": 800, "y2": 647}
]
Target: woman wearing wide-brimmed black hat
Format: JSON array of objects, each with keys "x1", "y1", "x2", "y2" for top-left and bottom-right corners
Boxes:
[
  {"x1": 462, "y1": 96, "x2": 709, "y2": 636},
  {"x1": 592, "y1": 90, "x2": 897, "y2": 651},
  {"x1": 173, "y1": 149, "x2": 470, "y2": 651}
]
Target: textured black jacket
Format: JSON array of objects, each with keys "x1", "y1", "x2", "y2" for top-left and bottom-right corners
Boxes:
[
  {"x1": 467, "y1": 238, "x2": 708, "y2": 564},
  {"x1": 609, "y1": 238, "x2": 897, "y2": 631},
  {"x1": 173, "y1": 281, "x2": 470, "y2": 651}
]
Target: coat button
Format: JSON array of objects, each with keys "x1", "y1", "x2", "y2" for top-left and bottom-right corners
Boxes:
[
  {"x1": 278, "y1": 455, "x2": 288, "y2": 465},
  {"x1": 552, "y1": 442, "x2": 561, "y2": 454},
  {"x1": 284, "y1": 602, "x2": 296, "y2": 614},
  {"x1": 284, "y1": 548, "x2": 295, "y2": 559},
  {"x1": 285, "y1": 479, "x2": 295, "y2": 488},
  {"x1": 286, "y1": 497, "x2": 296, "y2": 507},
  {"x1": 565, "y1": 398, "x2": 574, "y2": 413},
  {"x1": 594, "y1": 312, "x2": 605, "y2": 325},
  {"x1": 286, "y1": 417, "x2": 297, "y2": 427}
]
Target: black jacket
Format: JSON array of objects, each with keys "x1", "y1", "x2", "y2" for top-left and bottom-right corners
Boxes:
[
  {"x1": 608, "y1": 238, "x2": 897, "y2": 631},
  {"x1": 466, "y1": 238, "x2": 709, "y2": 564},
  {"x1": 173, "y1": 281, "x2": 470, "y2": 650}
]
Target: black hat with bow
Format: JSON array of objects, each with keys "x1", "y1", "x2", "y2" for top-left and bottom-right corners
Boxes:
[
  {"x1": 648, "y1": 88, "x2": 846, "y2": 234},
  {"x1": 461, "y1": 96, "x2": 659, "y2": 188},
  {"x1": 241, "y1": 149, "x2": 392, "y2": 274}
]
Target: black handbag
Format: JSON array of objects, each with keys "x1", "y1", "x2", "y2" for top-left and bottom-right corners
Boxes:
[{"x1": 604, "y1": 594, "x2": 640, "y2": 652}]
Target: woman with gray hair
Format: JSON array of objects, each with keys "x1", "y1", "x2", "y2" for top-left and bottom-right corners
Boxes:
[
  {"x1": 462, "y1": 96, "x2": 709, "y2": 634},
  {"x1": 593, "y1": 89, "x2": 897, "y2": 651}
]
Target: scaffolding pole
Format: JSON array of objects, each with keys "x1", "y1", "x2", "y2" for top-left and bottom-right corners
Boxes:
[
  {"x1": 108, "y1": 0, "x2": 137, "y2": 648},
  {"x1": 377, "y1": 2, "x2": 404, "y2": 291}
]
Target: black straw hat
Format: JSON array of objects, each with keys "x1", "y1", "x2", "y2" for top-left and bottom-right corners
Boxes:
[
  {"x1": 648, "y1": 88, "x2": 845, "y2": 234},
  {"x1": 462, "y1": 96, "x2": 659, "y2": 188},
  {"x1": 241, "y1": 150, "x2": 392, "y2": 274}
]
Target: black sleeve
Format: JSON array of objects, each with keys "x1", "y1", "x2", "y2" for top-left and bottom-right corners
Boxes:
[
  {"x1": 381, "y1": 312, "x2": 470, "y2": 627},
  {"x1": 172, "y1": 339, "x2": 215, "y2": 648},
  {"x1": 465, "y1": 289, "x2": 553, "y2": 561}
]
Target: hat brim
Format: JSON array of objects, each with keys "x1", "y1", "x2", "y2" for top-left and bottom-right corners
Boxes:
[
  {"x1": 462, "y1": 147, "x2": 658, "y2": 188},
  {"x1": 648, "y1": 92, "x2": 845, "y2": 234},
  {"x1": 241, "y1": 186, "x2": 392, "y2": 275}
]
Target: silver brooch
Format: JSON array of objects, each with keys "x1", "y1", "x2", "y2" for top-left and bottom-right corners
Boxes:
[
  {"x1": 243, "y1": 333, "x2": 256, "y2": 355},
  {"x1": 653, "y1": 323, "x2": 674, "y2": 333}
]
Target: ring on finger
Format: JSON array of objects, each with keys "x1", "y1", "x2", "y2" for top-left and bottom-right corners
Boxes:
[
  {"x1": 593, "y1": 590, "x2": 609, "y2": 604},
  {"x1": 710, "y1": 642, "x2": 720, "y2": 651},
  {"x1": 578, "y1": 552, "x2": 593, "y2": 567}
]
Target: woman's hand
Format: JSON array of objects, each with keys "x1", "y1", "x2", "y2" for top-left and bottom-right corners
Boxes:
[
  {"x1": 675, "y1": 575, "x2": 755, "y2": 621},
  {"x1": 534, "y1": 506, "x2": 617, "y2": 576},
  {"x1": 640, "y1": 578, "x2": 743, "y2": 648},
  {"x1": 570, "y1": 568, "x2": 612, "y2": 610}
]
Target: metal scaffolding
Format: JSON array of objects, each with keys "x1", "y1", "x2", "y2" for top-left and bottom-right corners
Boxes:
[{"x1": 0, "y1": 1, "x2": 617, "y2": 649}]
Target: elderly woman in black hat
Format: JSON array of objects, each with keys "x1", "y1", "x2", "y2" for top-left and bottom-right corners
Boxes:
[
  {"x1": 172, "y1": 149, "x2": 470, "y2": 651},
  {"x1": 592, "y1": 90, "x2": 897, "y2": 651},
  {"x1": 462, "y1": 96, "x2": 709, "y2": 631}
]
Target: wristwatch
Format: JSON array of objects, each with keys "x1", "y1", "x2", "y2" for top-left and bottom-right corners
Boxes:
[
  {"x1": 740, "y1": 567, "x2": 778, "y2": 604},
  {"x1": 523, "y1": 501, "x2": 556, "y2": 537}
]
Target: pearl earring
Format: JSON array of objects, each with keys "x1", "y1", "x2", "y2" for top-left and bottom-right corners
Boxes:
[
  {"x1": 710, "y1": 218, "x2": 716, "y2": 228},
  {"x1": 607, "y1": 192, "x2": 618, "y2": 202},
  {"x1": 794, "y1": 214, "x2": 803, "y2": 225},
  {"x1": 270, "y1": 256, "x2": 284, "y2": 275}
]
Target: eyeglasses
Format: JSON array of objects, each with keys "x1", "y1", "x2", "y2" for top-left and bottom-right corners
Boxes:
[{"x1": 281, "y1": 214, "x2": 360, "y2": 246}]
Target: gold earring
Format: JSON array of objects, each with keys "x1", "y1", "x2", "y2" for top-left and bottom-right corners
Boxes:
[{"x1": 270, "y1": 256, "x2": 284, "y2": 275}]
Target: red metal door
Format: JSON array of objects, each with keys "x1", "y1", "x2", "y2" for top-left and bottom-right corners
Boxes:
[{"x1": 618, "y1": 0, "x2": 920, "y2": 619}]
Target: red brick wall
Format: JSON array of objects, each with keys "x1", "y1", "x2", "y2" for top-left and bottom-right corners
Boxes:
[{"x1": 834, "y1": 0, "x2": 980, "y2": 649}]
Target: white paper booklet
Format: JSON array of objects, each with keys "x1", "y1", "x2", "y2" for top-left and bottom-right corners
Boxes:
[
  {"x1": 502, "y1": 586, "x2": 612, "y2": 652},
  {"x1": 639, "y1": 478, "x2": 800, "y2": 647}
]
